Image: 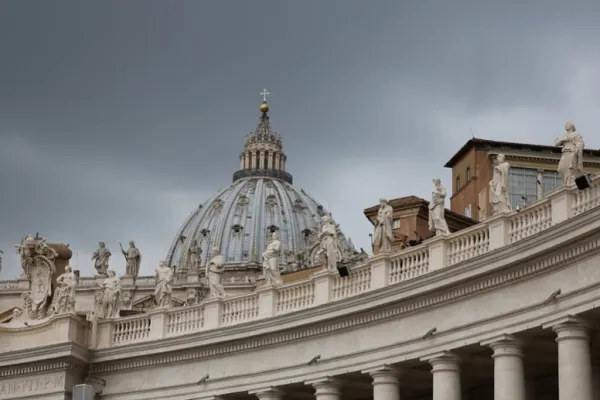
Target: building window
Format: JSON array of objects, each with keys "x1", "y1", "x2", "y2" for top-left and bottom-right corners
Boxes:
[
  {"x1": 466, "y1": 166, "x2": 471, "y2": 181},
  {"x1": 393, "y1": 219, "x2": 401, "y2": 229},
  {"x1": 464, "y1": 204, "x2": 472, "y2": 218},
  {"x1": 542, "y1": 170, "x2": 561, "y2": 195},
  {"x1": 508, "y1": 167, "x2": 538, "y2": 209},
  {"x1": 456, "y1": 176, "x2": 461, "y2": 191}
]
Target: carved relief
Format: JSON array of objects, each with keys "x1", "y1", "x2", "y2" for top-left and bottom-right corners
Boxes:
[
  {"x1": 185, "y1": 288, "x2": 206, "y2": 306},
  {"x1": 265, "y1": 194, "x2": 278, "y2": 211},
  {"x1": 236, "y1": 195, "x2": 250, "y2": 208},
  {"x1": 293, "y1": 198, "x2": 307, "y2": 212},
  {"x1": 211, "y1": 199, "x2": 224, "y2": 214}
]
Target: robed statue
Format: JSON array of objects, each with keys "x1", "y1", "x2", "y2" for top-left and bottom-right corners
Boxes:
[
  {"x1": 154, "y1": 261, "x2": 174, "y2": 308},
  {"x1": 318, "y1": 215, "x2": 340, "y2": 271},
  {"x1": 489, "y1": 154, "x2": 511, "y2": 215},
  {"x1": 262, "y1": 231, "x2": 283, "y2": 286},
  {"x1": 120, "y1": 241, "x2": 141, "y2": 277},
  {"x1": 206, "y1": 247, "x2": 227, "y2": 298},
  {"x1": 428, "y1": 178, "x2": 450, "y2": 236},
  {"x1": 92, "y1": 241, "x2": 111, "y2": 276},
  {"x1": 373, "y1": 198, "x2": 394, "y2": 253},
  {"x1": 555, "y1": 121, "x2": 585, "y2": 186}
]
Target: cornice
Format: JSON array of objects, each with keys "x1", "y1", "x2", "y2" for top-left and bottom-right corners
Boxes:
[
  {"x1": 0, "y1": 342, "x2": 89, "y2": 376},
  {"x1": 91, "y1": 206, "x2": 600, "y2": 372}
]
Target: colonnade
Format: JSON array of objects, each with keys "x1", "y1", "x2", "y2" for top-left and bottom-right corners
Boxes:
[{"x1": 246, "y1": 319, "x2": 594, "y2": 400}]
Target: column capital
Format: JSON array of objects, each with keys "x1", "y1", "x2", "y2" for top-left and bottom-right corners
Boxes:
[
  {"x1": 305, "y1": 377, "x2": 341, "y2": 395},
  {"x1": 480, "y1": 334, "x2": 525, "y2": 358},
  {"x1": 420, "y1": 351, "x2": 461, "y2": 373},
  {"x1": 362, "y1": 365, "x2": 402, "y2": 384},
  {"x1": 248, "y1": 386, "x2": 283, "y2": 399},
  {"x1": 542, "y1": 315, "x2": 591, "y2": 342}
]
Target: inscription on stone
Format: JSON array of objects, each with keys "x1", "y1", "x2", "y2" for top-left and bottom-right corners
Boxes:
[{"x1": 0, "y1": 373, "x2": 64, "y2": 399}]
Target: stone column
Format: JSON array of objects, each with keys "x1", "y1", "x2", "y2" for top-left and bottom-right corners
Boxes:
[
  {"x1": 363, "y1": 365, "x2": 401, "y2": 400},
  {"x1": 275, "y1": 153, "x2": 280, "y2": 170},
  {"x1": 249, "y1": 387, "x2": 283, "y2": 400},
  {"x1": 251, "y1": 151, "x2": 257, "y2": 169},
  {"x1": 259, "y1": 151, "x2": 265, "y2": 169},
  {"x1": 554, "y1": 321, "x2": 593, "y2": 400},
  {"x1": 306, "y1": 377, "x2": 341, "y2": 400},
  {"x1": 483, "y1": 335, "x2": 526, "y2": 400},
  {"x1": 426, "y1": 352, "x2": 462, "y2": 400},
  {"x1": 268, "y1": 152, "x2": 273, "y2": 169}
]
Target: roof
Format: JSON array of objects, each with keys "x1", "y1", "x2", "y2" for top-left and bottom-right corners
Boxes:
[
  {"x1": 363, "y1": 196, "x2": 478, "y2": 226},
  {"x1": 443, "y1": 137, "x2": 600, "y2": 168}
]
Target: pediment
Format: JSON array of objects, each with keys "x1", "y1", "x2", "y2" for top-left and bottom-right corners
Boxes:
[{"x1": 131, "y1": 294, "x2": 186, "y2": 312}]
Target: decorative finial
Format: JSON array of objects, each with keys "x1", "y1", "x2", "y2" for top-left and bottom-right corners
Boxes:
[{"x1": 259, "y1": 88, "x2": 270, "y2": 113}]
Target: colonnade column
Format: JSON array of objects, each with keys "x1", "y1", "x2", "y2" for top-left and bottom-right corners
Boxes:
[
  {"x1": 422, "y1": 351, "x2": 462, "y2": 400},
  {"x1": 481, "y1": 335, "x2": 526, "y2": 400},
  {"x1": 545, "y1": 317, "x2": 593, "y2": 400},
  {"x1": 249, "y1": 387, "x2": 283, "y2": 400},
  {"x1": 363, "y1": 365, "x2": 401, "y2": 400},
  {"x1": 306, "y1": 377, "x2": 341, "y2": 400}
]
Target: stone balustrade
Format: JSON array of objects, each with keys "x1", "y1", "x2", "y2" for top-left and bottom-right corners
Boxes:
[{"x1": 88, "y1": 174, "x2": 600, "y2": 348}]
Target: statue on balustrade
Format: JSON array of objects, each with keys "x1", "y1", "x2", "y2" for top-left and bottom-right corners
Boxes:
[
  {"x1": 262, "y1": 231, "x2": 283, "y2": 286},
  {"x1": 318, "y1": 215, "x2": 340, "y2": 271},
  {"x1": 373, "y1": 198, "x2": 394, "y2": 253},
  {"x1": 92, "y1": 241, "x2": 111, "y2": 276},
  {"x1": 187, "y1": 239, "x2": 202, "y2": 273},
  {"x1": 120, "y1": 240, "x2": 142, "y2": 277},
  {"x1": 15, "y1": 235, "x2": 58, "y2": 319},
  {"x1": 489, "y1": 154, "x2": 511, "y2": 215},
  {"x1": 95, "y1": 269, "x2": 123, "y2": 319},
  {"x1": 48, "y1": 265, "x2": 77, "y2": 316},
  {"x1": 154, "y1": 261, "x2": 174, "y2": 308},
  {"x1": 555, "y1": 121, "x2": 585, "y2": 186},
  {"x1": 206, "y1": 247, "x2": 227, "y2": 298},
  {"x1": 428, "y1": 178, "x2": 450, "y2": 236}
]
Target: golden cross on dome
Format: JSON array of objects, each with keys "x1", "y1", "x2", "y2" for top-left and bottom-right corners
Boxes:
[{"x1": 260, "y1": 88, "x2": 270, "y2": 103}]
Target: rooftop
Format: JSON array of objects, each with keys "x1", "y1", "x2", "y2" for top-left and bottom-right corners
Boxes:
[{"x1": 444, "y1": 137, "x2": 600, "y2": 168}]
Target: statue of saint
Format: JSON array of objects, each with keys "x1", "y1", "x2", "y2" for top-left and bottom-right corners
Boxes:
[
  {"x1": 428, "y1": 178, "x2": 450, "y2": 236},
  {"x1": 187, "y1": 239, "x2": 202, "y2": 273},
  {"x1": 555, "y1": 121, "x2": 585, "y2": 186},
  {"x1": 206, "y1": 247, "x2": 227, "y2": 298},
  {"x1": 50, "y1": 265, "x2": 77, "y2": 315},
  {"x1": 92, "y1": 241, "x2": 111, "y2": 276},
  {"x1": 154, "y1": 261, "x2": 174, "y2": 308},
  {"x1": 262, "y1": 231, "x2": 283, "y2": 286},
  {"x1": 489, "y1": 154, "x2": 511, "y2": 215},
  {"x1": 318, "y1": 215, "x2": 340, "y2": 271},
  {"x1": 98, "y1": 269, "x2": 122, "y2": 319},
  {"x1": 373, "y1": 198, "x2": 394, "y2": 253},
  {"x1": 120, "y1": 241, "x2": 141, "y2": 277}
]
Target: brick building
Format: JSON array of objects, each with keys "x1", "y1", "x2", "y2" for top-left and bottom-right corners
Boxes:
[
  {"x1": 444, "y1": 138, "x2": 600, "y2": 221},
  {"x1": 363, "y1": 196, "x2": 477, "y2": 254}
]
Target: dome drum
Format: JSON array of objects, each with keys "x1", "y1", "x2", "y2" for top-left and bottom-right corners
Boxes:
[{"x1": 232, "y1": 168, "x2": 293, "y2": 184}]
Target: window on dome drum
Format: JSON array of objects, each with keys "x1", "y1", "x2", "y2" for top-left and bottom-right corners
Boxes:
[
  {"x1": 542, "y1": 170, "x2": 561, "y2": 195},
  {"x1": 509, "y1": 167, "x2": 538, "y2": 209},
  {"x1": 466, "y1": 166, "x2": 471, "y2": 181},
  {"x1": 393, "y1": 219, "x2": 401, "y2": 229}
]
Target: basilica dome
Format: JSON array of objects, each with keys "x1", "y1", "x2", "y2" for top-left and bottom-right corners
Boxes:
[{"x1": 165, "y1": 97, "x2": 356, "y2": 272}]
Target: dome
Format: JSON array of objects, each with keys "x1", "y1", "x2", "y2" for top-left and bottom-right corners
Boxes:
[{"x1": 165, "y1": 93, "x2": 357, "y2": 272}]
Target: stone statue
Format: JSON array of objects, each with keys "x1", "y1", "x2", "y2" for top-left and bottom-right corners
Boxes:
[
  {"x1": 0, "y1": 249, "x2": 3, "y2": 277},
  {"x1": 120, "y1": 241, "x2": 141, "y2": 277},
  {"x1": 318, "y1": 215, "x2": 340, "y2": 271},
  {"x1": 555, "y1": 121, "x2": 585, "y2": 186},
  {"x1": 49, "y1": 265, "x2": 77, "y2": 316},
  {"x1": 96, "y1": 269, "x2": 122, "y2": 319},
  {"x1": 206, "y1": 247, "x2": 227, "y2": 298},
  {"x1": 91, "y1": 241, "x2": 111, "y2": 276},
  {"x1": 262, "y1": 231, "x2": 283, "y2": 286},
  {"x1": 187, "y1": 239, "x2": 202, "y2": 273},
  {"x1": 154, "y1": 261, "x2": 174, "y2": 308},
  {"x1": 16, "y1": 235, "x2": 57, "y2": 319},
  {"x1": 373, "y1": 198, "x2": 394, "y2": 253},
  {"x1": 428, "y1": 178, "x2": 450, "y2": 236},
  {"x1": 489, "y1": 154, "x2": 511, "y2": 215}
]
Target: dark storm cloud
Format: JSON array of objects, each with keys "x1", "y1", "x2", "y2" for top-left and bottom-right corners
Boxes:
[{"x1": 2, "y1": 0, "x2": 600, "y2": 277}]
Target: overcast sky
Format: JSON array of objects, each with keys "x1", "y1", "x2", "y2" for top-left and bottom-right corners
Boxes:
[{"x1": 1, "y1": 0, "x2": 599, "y2": 279}]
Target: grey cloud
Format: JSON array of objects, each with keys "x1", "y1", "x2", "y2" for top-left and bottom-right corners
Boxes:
[{"x1": 2, "y1": 0, "x2": 600, "y2": 278}]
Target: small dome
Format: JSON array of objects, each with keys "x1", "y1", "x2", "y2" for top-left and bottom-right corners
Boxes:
[{"x1": 165, "y1": 178, "x2": 354, "y2": 270}]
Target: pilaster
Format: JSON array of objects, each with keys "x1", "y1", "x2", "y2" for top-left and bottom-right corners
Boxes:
[
  {"x1": 486, "y1": 213, "x2": 511, "y2": 250},
  {"x1": 426, "y1": 235, "x2": 448, "y2": 271},
  {"x1": 548, "y1": 185, "x2": 574, "y2": 225},
  {"x1": 202, "y1": 297, "x2": 222, "y2": 330},
  {"x1": 310, "y1": 269, "x2": 337, "y2": 305}
]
